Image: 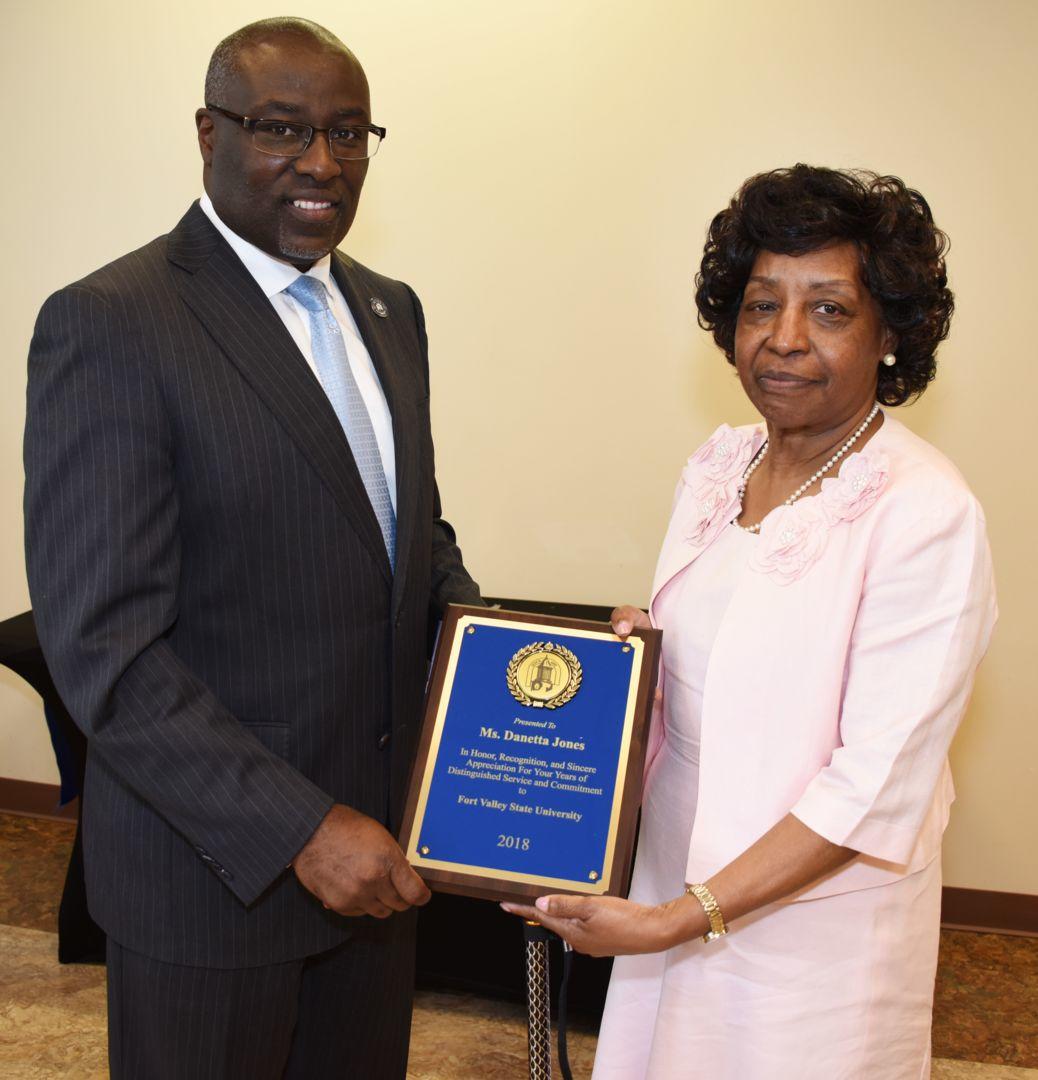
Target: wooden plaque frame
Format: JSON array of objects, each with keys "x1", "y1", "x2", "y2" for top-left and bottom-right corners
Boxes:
[{"x1": 399, "y1": 604, "x2": 661, "y2": 904}]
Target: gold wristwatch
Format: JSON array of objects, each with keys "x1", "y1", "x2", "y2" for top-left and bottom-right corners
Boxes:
[{"x1": 685, "y1": 883, "x2": 728, "y2": 942}]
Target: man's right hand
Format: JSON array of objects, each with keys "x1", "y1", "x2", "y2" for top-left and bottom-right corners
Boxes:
[{"x1": 291, "y1": 804, "x2": 431, "y2": 918}]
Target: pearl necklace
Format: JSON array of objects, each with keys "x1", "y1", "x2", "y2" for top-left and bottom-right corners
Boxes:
[{"x1": 734, "y1": 403, "x2": 880, "y2": 534}]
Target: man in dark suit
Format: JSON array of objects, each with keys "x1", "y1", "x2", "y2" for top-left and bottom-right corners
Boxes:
[{"x1": 23, "y1": 17, "x2": 481, "y2": 1078}]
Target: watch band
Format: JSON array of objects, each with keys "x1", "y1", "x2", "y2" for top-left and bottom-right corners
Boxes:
[{"x1": 685, "y1": 883, "x2": 728, "y2": 942}]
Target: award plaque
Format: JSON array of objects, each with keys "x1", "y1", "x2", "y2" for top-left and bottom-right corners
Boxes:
[{"x1": 399, "y1": 604, "x2": 661, "y2": 903}]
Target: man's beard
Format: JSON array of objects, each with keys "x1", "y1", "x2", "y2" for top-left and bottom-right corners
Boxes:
[{"x1": 278, "y1": 220, "x2": 337, "y2": 269}]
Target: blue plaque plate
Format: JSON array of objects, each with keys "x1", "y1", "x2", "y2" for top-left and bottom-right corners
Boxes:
[{"x1": 400, "y1": 605, "x2": 660, "y2": 902}]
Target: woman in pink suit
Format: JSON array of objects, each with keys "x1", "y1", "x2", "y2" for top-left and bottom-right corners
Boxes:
[{"x1": 503, "y1": 166, "x2": 997, "y2": 1078}]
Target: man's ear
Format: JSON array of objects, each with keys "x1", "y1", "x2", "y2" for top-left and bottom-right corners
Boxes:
[{"x1": 196, "y1": 109, "x2": 215, "y2": 166}]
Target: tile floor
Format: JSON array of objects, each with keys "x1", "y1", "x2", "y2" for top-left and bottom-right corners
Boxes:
[{"x1": 1, "y1": 812, "x2": 1035, "y2": 1078}]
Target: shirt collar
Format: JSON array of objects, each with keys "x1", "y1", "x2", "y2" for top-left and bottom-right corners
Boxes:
[{"x1": 199, "y1": 193, "x2": 334, "y2": 298}]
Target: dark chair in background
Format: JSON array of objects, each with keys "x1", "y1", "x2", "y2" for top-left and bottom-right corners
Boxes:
[{"x1": 0, "y1": 611, "x2": 105, "y2": 962}]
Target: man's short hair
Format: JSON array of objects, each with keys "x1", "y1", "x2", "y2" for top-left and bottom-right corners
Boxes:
[{"x1": 204, "y1": 17, "x2": 357, "y2": 105}]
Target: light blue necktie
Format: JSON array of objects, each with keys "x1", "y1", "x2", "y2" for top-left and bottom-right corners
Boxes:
[{"x1": 285, "y1": 275, "x2": 396, "y2": 568}]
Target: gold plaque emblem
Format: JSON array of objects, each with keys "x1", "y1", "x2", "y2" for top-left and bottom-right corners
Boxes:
[{"x1": 506, "y1": 641, "x2": 582, "y2": 709}]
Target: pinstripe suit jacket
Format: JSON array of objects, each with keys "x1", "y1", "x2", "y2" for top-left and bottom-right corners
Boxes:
[{"x1": 24, "y1": 201, "x2": 481, "y2": 968}]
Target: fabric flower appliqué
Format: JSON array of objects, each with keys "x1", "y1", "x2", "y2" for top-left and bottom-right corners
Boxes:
[
  {"x1": 681, "y1": 425, "x2": 760, "y2": 548},
  {"x1": 685, "y1": 485, "x2": 736, "y2": 546},
  {"x1": 750, "y1": 448, "x2": 889, "y2": 585},
  {"x1": 750, "y1": 501, "x2": 829, "y2": 586},
  {"x1": 819, "y1": 449, "x2": 888, "y2": 524},
  {"x1": 686, "y1": 424, "x2": 757, "y2": 489}
]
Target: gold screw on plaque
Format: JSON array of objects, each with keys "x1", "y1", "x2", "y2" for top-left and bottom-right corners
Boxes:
[
  {"x1": 588, "y1": 871, "x2": 599, "y2": 881},
  {"x1": 622, "y1": 645, "x2": 631, "y2": 653},
  {"x1": 420, "y1": 846, "x2": 430, "y2": 855},
  {"x1": 466, "y1": 627, "x2": 475, "y2": 635}
]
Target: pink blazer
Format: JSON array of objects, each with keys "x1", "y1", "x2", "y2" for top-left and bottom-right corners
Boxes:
[{"x1": 646, "y1": 414, "x2": 997, "y2": 900}]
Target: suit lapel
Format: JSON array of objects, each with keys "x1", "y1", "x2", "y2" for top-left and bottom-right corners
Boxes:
[
  {"x1": 332, "y1": 255, "x2": 419, "y2": 615},
  {"x1": 168, "y1": 204, "x2": 392, "y2": 582}
]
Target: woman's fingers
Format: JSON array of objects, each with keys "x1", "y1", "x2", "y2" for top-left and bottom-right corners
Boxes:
[
  {"x1": 610, "y1": 605, "x2": 650, "y2": 638},
  {"x1": 500, "y1": 901, "x2": 584, "y2": 948}
]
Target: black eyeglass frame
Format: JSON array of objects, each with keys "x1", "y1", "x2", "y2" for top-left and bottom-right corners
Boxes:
[{"x1": 204, "y1": 104, "x2": 387, "y2": 160}]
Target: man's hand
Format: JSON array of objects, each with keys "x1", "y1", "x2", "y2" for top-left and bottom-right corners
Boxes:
[{"x1": 292, "y1": 804, "x2": 431, "y2": 918}]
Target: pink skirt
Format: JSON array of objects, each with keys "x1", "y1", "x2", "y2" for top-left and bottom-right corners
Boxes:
[{"x1": 592, "y1": 857, "x2": 942, "y2": 1079}]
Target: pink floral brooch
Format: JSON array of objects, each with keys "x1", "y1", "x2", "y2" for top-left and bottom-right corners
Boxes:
[{"x1": 681, "y1": 424, "x2": 889, "y2": 584}]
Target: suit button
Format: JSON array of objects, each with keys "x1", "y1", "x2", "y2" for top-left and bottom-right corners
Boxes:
[{"x1": 377, "y1": 732, "x2": 392, "y2": 750}]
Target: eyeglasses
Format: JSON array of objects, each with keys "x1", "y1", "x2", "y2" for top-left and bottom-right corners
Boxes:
[{"x1": 205, "y1": 104, "x2": 386, "y2": 161}]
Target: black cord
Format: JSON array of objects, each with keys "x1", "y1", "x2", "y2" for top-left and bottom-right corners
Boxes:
[{"x1": 557, "y1": 940, "x2": 574, "y2": 1080}]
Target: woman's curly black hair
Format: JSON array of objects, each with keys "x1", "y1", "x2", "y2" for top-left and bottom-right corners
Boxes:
[{"x1": 694, "y1": 165, "x2": 954, "y2": 406}]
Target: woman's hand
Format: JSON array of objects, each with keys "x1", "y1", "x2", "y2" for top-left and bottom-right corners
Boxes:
[
  {"x1": 612, "y1": 604, "x2": 663, "y2": 708},
  {"x1": 611, "y1": 605, "x2": 651, "y2": 638},
  {"x1": 500, "y1": 894, "x2": 697, "y2": 957}
]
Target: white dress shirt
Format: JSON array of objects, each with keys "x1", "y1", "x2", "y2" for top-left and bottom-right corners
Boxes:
[{"x1": 199, "y1": 194, "x2": 397, "y2": 511}]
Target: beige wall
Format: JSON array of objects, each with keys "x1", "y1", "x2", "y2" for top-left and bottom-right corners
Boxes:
[{"x1": 2, "y1": 1, "x2": 1035, "y2": 892}]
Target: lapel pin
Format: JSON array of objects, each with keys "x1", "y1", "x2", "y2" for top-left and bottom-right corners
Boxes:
[{"x1": 370, "y1": 297, "x2": 389, "y2": 318}]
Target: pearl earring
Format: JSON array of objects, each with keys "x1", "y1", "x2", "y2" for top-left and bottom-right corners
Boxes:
[{"x1": 882, "y1": 353, "x2": 897, "y2": 367}]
